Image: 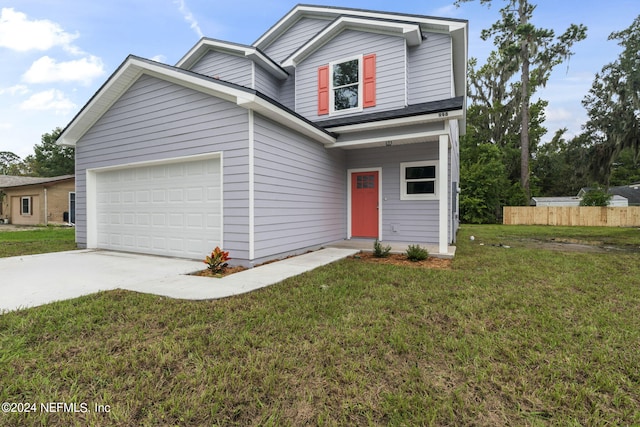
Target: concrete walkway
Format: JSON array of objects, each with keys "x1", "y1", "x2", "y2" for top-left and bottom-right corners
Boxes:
[{"x1": 0, "y1": 248, "x2": 358, "y2": 313}]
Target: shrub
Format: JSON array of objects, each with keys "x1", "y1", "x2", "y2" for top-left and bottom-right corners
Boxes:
[
  {"x1": 580, "y1": 187, "x2": 612, "y2": 206},
  {"x1": 373, "y1": 239, "x2": 391, "y2": 258},
  {"x1": 406, "y1": 244, "x2": 428, "y2": 261},
  {"x1": 204, "y1": 247, "x2": 231, "y2": 274}
]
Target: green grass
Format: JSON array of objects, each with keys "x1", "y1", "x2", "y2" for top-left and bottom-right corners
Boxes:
[
  {"x1": 0, "y1": 227, "x2": 76, "y2": 258},
  {"x1": 466, "y1": 223, "x2": 640, "y2": 248},
  {"x1": 1, "y1": 225, "x2": 639, "y2": 426}
]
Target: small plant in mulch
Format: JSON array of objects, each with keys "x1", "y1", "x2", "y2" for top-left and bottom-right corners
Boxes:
[
  {"x1": 406, "y1": 244, "x2": 428, "y2": 261},
  {"x1": 373, "y1": 239, "x2": 392, "y2": 258},
  {"x1": 204, "y1": 247, "x2": 231, "y2": 274}
]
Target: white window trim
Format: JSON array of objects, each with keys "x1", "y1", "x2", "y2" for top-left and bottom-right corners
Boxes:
[
  {"x1": 329, "y1": 54, "x2": 363, "y2": 116},
  {"x1": 21, "y1": 196, "x2": 32, "y2": 215},
  {"x1": 400, "y1": 161, "x2": 438, "y2": 201}
]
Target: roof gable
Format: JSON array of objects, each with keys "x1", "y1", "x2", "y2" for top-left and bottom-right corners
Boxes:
[
  {"x1": 281, "y1": 16, "x2": 423, "y2": 67},
  {"x1": 176, "y1": 38, "x2": 288, "y2": 79},
  {"x1": 57, "y1": 56, "x2": 334, "y2": 148},
  {"x1": 254, "y1": 4, "x2": 467, "y2": 102},
  {"x1": 253, "y1": 4, "x2": 466, "y2": 51}
]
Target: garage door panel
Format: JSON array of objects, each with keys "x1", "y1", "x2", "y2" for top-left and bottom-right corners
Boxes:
[{"x1": 96, "y1": 157, "x2": 222, "y2": 259}]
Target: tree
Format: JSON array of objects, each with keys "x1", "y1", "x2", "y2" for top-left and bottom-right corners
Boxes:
[
  {"x1": 0, "y1": 151, "x2": 25, "y2": 175},
  {"x1": 460, "y1": 138, "x2": 510, "y2": 223},
  {"x1": 609, "y1": 148, "x2": 640, "y2": 186},
  {"x1": 582, "y1": 16, "x2": 640, "y2": 185},
  {"x1": 25, "y1": 128, "x2": 74, "y2": 177},
  {"x1": 580, "y1": 188, "x2": 612, "y2": 206},
  {"x1": 532, "y1": 129, "x2": 592, "y2": 196},
  {"x1": 455, "y1": 0, "x2": 587, "y2": 199}
]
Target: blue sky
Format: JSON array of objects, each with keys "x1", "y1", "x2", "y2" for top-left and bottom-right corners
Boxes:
[{"x1": 0, "y1": 0, "x2": 637, "y2": 159}]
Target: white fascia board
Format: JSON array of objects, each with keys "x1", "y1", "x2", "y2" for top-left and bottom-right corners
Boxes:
[
  {"x1": 244, "y1": 51, "x2": 288, "y2": 79},
  {"x1": 59, "y1": 55, "x2": 332, "y2": 149},
  {"x1": 254, "y1": 4, "x2": 466, "y2": 49},
  {"x1": 58, "y1": 57, "x2": 247, "y2": 147},
  {"x1": 236, "y1": 95, "x2": 336, "y2": 145},
  {"x1": 282, "y1": 17, "x2": 422, "y2": 68},
  {"x1": 325, "y1": 109, "x2": 464, "y2": 134},
  {"x1": 58, "y1": 59, "x2": 145, "y2": 147},
  {"x1": 253, "y1": 6, "x2": 308, "y2": 48},
  {"x1": 330, "y1": 129, "x2": 444, "y2": 149}
]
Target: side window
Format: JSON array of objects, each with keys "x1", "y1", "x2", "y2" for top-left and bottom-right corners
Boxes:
[
  {"x1": 21, "y1": 196, "x2": 32, "y2": 215},
  {"x1": 400, "y1": 161, "x2": 437, "y2": 200}
]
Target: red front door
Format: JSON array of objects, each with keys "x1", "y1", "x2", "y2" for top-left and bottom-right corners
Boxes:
[{"x1": 351, "y1": 171, "x2": 379, "y2": 238}]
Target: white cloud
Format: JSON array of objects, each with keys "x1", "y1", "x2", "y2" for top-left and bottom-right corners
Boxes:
[
  {"x1": 430, "y1": 5, "x2": 461, "y2": 17},
  {"x1": 150, "y1": 54, "x2": 167, "y2": 63},
  {"x1": 22, "y1": 55, "x2": 105, "y2": 86},
  {"x1": 0, "y1": 84, "x2": 29, "y2": 96},
  {"x1": 19, "y1": 89, "x2": 76, "y2": 114},
  {"x1": 0, "y1": 8, "x2": 80, "y2": 54},
  {"x1": 174, "y1": 0, "x2": 204, "y2": 38},
  {"x1": 0, "y1": 122, "x2": 12, "y2": 130},
  {"x1": 544, "y1": 107, "x2": 574, "y2": 122}
]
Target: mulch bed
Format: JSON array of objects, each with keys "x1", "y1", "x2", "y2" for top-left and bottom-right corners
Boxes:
[
  {"x1": 350, "y1": 251, "x2": 452, "y2": 269},
  {"x1": 191, "y1": 250, "x2": 453, "y2": 278},
  {"x1": 190, "y1": 265, "x2": 247, "y2": 278}
]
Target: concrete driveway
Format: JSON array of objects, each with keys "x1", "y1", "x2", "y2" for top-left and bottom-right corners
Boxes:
[
  {"x1": 0, "y1": 248, "x2": 358, "y2": 313},
  {"x1": 0, "y1": 250, "x2": 203, "y2": 313}
]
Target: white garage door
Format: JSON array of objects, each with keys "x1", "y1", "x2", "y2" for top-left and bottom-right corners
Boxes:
[{"x1": 95, "y1": 157, "x2": 222, "y2": 259}]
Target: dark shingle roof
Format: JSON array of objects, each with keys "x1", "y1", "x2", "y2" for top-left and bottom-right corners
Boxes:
[
  {"x1": 609, "y1": 184, "x2": 640, "y2": 206},
  {"x1": 315, "y1": 96, "x2": 464, "y2": 129}
]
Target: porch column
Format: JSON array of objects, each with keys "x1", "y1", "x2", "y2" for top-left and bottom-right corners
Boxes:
[{"x1": 438, "y1": 134, "x2": 449, "y2": 255}]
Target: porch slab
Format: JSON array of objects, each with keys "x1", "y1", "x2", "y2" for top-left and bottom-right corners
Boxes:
[{"x1": 326, "y1": 239, "x2": 456, "y2": 259}]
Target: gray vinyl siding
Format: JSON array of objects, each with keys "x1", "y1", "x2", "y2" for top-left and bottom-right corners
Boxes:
[
  {"x1": 74, "y1": 74, "x2": 251, "y2": 260},
  {"x1": 189, "y1": 50, "x2": 252, "y2": 88},
  {"x1": 253, "y1": 114, "x2": 346, "y2": 261},
  {"x1": 346, "y1": 142, "x2": 440, "y2": 243},
  {"x1": 263, "y1": 17, "x2": 332, "y2": 63},
  {"x1": 407, "y1": 32, "x2": 452, "y2": 104},
  {"x1": 254, "y1": 63, "x2": 280, "y2": 100},
  {"x1": 278, "y1": 71, "x2": 295, "y2": 110},
  {"x1": 296, "y1": 30, "x2": 406, "y2": 121}
]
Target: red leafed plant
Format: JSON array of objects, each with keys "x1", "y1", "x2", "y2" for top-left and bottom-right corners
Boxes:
[{"x1": 204, "y1": 247, "x2": 231, "y2": 274}]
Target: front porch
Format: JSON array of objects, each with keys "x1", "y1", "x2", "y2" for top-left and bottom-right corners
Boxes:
[{"x1": 326, "y1": 239, "x2": 456, "y2": 259}]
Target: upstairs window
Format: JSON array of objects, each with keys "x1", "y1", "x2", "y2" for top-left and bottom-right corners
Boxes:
[
  {"x1": 318, "y1": 53, "x2": 376, "y2": 115},
  {"x1": 332, "y1": 58, "x2": 360, "y2": 112}
]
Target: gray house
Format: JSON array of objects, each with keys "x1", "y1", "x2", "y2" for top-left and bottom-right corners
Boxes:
[{"x1": 58, "y1": 5, "x2": 468, "y2": 267}]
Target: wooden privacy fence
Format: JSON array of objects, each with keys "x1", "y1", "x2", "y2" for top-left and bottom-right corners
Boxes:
[{"x1": 503, "y1": 206, "x2": 640, "y2": 227}]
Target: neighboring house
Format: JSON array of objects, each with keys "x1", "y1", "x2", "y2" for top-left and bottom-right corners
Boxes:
[
  {"x1": 58, "y1": 5, "x2": 468, "y2": 266},
  {"x1": 579, "y1": 183, "x2": 640, "y2": 206},
  {"x1": 531, "y1": 196, "x2": 583, "y2": 207},
  {"x1": 532, "y1": 195, "x2": 628, "y2": 207},
  {"x1": 0, "y1": 175, "x2": 75, "y2": 225}
]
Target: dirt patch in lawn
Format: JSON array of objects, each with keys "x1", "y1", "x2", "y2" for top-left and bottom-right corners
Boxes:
[
  {"x1": 350, "y1": 251, "x2": 452, "y2": 269},
  {"x1": 513, "y1": 238, "x2": 640, "y2": 254},
  {"x1": 0, "y1": 225, "x2": 42, "y2": 232}
]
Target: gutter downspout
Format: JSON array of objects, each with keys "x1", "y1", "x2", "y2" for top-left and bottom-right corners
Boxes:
[{"x1": 43, "y1": 187, "x2": 48, "y2": 226}]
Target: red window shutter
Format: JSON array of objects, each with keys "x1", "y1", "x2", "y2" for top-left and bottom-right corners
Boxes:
[
  {"x1": 318, "y1": 65, "x2": 329, "y2": 115},
  {"x1": 363, "y1": 54, "x2": 376, "y2": 108}
]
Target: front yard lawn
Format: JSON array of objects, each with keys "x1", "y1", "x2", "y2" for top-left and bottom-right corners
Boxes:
[
  {"x1": 0, "y1": 226, "x2": 76, "y2": 258},
  {"x1": 1, "y1": 225, "x2": 639, "y2": 425}
]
